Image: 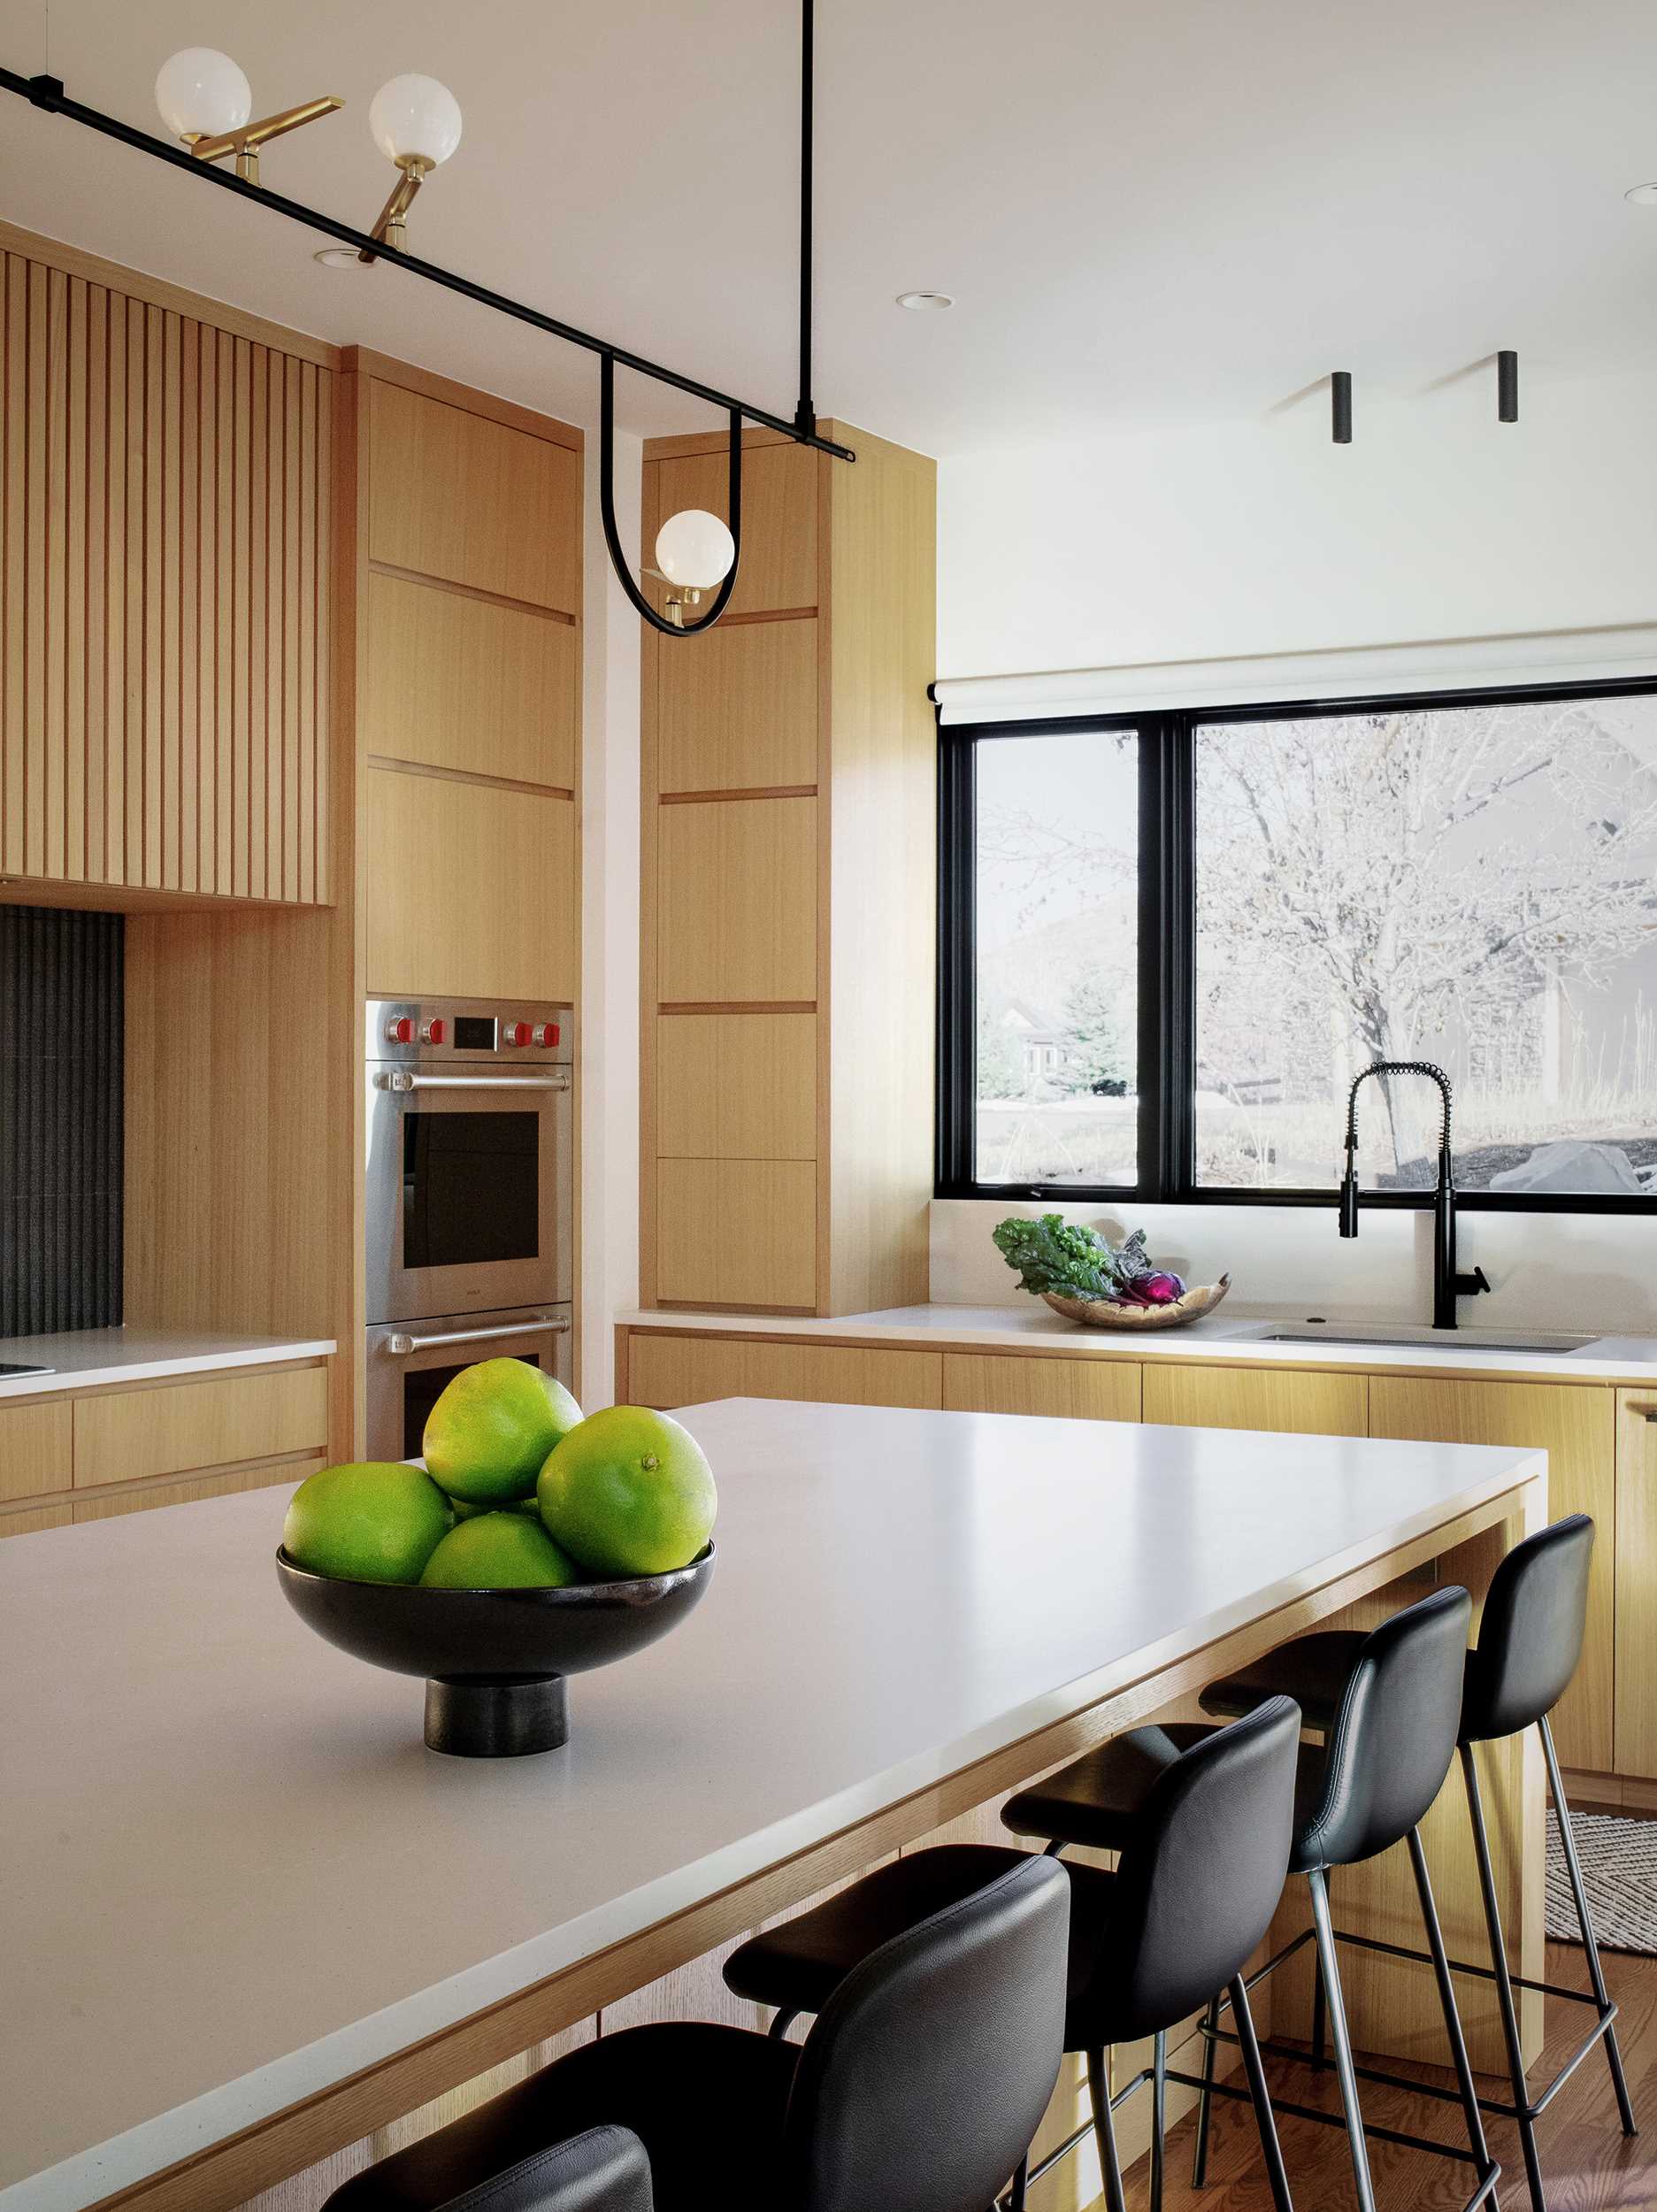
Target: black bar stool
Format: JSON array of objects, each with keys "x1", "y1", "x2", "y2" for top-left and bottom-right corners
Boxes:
[
  {"x1": 322, "y1": 1854, "x2": 1069, "y2": 2212},
  {"x1": 1201, "y1": 1513, "x2": 1638, "y2": 2212},
  {"x1": 1007, "y1": 1587, "x2": 1500, "y2": 2212},
  {"x1": 438, "y1": 2126, "x2": 651, "y2": 2212},
  {"x1": 724, "y1": 1698, "x2": 1304, "y2": 2212}
]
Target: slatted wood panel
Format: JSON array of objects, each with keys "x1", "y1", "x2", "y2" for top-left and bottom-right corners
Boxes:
[{"x1": 0, "y1": 248, "x2": 332, "y2": 900}]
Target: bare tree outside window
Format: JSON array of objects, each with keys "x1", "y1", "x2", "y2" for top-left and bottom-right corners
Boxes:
[
  {"x1": 974, "y1": 729, "x2": 1139, "y2": 1185},
  {"x1": 1194, "y1": 699, "x2": 1657, "y2": 1193}
]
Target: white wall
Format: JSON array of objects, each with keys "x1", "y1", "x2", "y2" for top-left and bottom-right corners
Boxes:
[
  {"x1": 579, "y1": 429, "x2": 642, "y2": 1409},
  {"x1": 939, "y1": 367, "x2": 1657, "y2": 679},
  {"x1": 932, "y1": 367, "x2": 1657, "y2": 1325}
]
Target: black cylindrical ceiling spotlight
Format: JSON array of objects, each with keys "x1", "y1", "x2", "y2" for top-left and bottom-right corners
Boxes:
[
  {"x1": 1498, "y1": 349, "x2": 1519, "y2": 424},
  {"x1": 1331, "y1": 371, "x2": 1353, "y2": 444}
]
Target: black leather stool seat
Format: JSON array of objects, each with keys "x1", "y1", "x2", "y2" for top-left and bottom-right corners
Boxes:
[
  {"x1": 1199, "y1": 1632, "x2": 1362, "y2": 1732},
  {"x1": 325, "y1": 2026, "x2": 797, "y2": 2212},
  {"x1": 1001, "y1": 1724, "x2": 1214, "y2": 1851},
  {"x1": 725, "y1": 1843, "x2": 1117, "y2": 2040}
]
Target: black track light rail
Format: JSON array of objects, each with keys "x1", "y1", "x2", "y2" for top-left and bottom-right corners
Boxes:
[{"x1": 0, "y1": 62, "x2": 855, "y2": 465}]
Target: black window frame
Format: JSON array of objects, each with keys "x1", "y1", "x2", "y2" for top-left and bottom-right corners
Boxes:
[{"x1": 936, "y1": 673, "x2": 1657, "y2": 1214}]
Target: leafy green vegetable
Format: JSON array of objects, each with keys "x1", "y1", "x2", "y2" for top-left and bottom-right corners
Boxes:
[{"x1": 992, "y1": 1214, "x2": 1151, "y2": 1302}]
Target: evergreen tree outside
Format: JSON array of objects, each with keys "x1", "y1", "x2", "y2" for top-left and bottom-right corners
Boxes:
[
  {"x1": 977, "y1": 999, "x2": 1025, "y2": 1099},
  {"x1": 1062, "y1": 964, "x2": 1130, "y2": 1095}
]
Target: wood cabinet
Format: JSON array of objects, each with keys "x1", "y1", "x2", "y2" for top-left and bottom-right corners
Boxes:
[
  {"x1": 1615, "y1": 1388, "x2": 1657, "y2": 1780},
  {"x1": 0, "y1": 227, "x2": 335, "y2": 901},
  {"x1": 0, "y1": 1361, "x2": 331, "y2": 1537},
  {"x1": 73, "y1": 1364, "x2": 328, "y2": 1488},
  {"x1": 625, "y1": 1329, "x2": 940, "y2": 1412},
  {"x1": 1369, "y1": 1374, "x2": 1615, "y2": 1770},
  {"x1": 654, "y1": 1161, "x2": 818, "y2": 1310},
  {"x1": 350, "y1": 357, "x2": 582, "y2": 1006},
  {"x1": 641, "y1": 424, "x2": 934, "y2": 1317},
  {"x1": 1144, "y1": 1363, "x2": 1369, "y2": 1438},
  {"x1": 943, "y1": 1353, "x2": 1141, "y2": 1422}
]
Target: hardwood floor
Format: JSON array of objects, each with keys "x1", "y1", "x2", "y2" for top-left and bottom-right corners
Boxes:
[{"x1": 1128, "y1": 1941, "x2": 1656, "y2": 2210}]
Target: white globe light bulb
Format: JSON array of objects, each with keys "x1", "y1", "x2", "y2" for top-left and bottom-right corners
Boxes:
[
  {"x1": 655, "y1": 509, "x2": 736, "y2": 592},
  {"x1": 369, "y1": 75, "x2": 464, "y2": 168},
  {"x1": 155, "y1": 49, "x2": 252, "y2": 141}
]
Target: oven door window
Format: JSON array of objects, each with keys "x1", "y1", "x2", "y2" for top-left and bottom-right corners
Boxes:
[
  {"x1": 404, "y1": 1352, "x2": 542, "y2": 1460},
  {"x1": 403, "y1": 1111, "x2": 541, "y2": 1270}
]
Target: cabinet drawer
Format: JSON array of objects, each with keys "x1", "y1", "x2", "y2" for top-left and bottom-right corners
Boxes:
[
  {"x1": 741, "y1": 1341, "x2": 941, "y2": 1409},
  {"x1": 1142, "y1": 1363, "x2": 1367, "y2": 1438},
  {"x1": 73, "y1": 1367, "x2": 329, "y2": 1490},
  {"x1": 944, "y1": 1355, "x2": 1140, "y2": 1422},
  {"x1": 72, "y1": 1455, "x2": 326, "y2": 1524},
  {"x1": 1369, "y1": 1374, "x2": 1615, "y2": 1772},
  {"x1": 1615, "y1": 1390, "x2": 1657, "y2": 1779},
  {"x1": 656, "y1": 1160, "x2": 817, "y2": 1310},
  {"x1": 628, "y1": 1334, "x2": 752, "y2": 1409},
  {"x1": 0, "y1": 1400, "x2": 73, "y2": 1502}
]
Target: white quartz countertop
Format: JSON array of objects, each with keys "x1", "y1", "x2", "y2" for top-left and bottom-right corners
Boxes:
[
  {"x1": 1, "y1": 1397, "x2": 1544, "y2": 2209},
  {"x1": 0, "y1": 1327, "x2": 335, "y2": 1400},
  {"x1": 619, "y1": 1303, "x2": 1657, "y2": 1385}
]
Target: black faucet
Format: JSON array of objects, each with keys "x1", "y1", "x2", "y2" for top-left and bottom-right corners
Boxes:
[{"x1": 1339, "y1": 1061, "x2": 1492, "y2": 1330}]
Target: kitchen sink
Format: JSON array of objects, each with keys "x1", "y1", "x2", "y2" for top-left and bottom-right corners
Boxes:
[{"x1": 1253, "y1": 1326, "x2": 1593, "y2": 1356}]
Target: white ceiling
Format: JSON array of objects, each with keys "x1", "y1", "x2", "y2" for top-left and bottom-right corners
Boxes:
[{"x1": 2, "y1": 0, "x2": 1655, "y2": 456}]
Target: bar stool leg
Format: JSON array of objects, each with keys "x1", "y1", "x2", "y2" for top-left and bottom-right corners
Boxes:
[
  {"x1": 1539, "y1": 1714, "x2": 1638, "y2": 2138},
  {"x1": 768, "y1": 2008, "x2": 798, "y2": 2041},
  {"x1": 1231, "y1": 1973, "x2": 1295, "y2": 2212},
  {"x1": 1406, "y1": 1824, "x2": 1500, "y2": 2192},
  {"x1": 1086, "y1": 2047, "x2": 1129, "y2": 2212},
  {"x1": 1310, "y1": 1943, "x2": 1328, "y2": 2068},
  {"x1": 1308, "y1": 1868, "x2": 1379, "y2": 2212},
  {"x1": 1150, "y1": 2030, "x2": 1167, "y2": 2212},
  {"x1": 1006, "y1": 2154, "x2": 1029, "y2": 2211},
  {"x1": 1190, "y1": 1993, "x2": 1221, "y2": 2186},
  {"x1": 1462, "y1": 1741, "x2": 1548, "y2": 2212}
]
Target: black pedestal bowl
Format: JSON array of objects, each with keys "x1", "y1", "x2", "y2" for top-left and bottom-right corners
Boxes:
[{"x1": 276, "y1": 1542, "x2": 716, "y2": 1757}]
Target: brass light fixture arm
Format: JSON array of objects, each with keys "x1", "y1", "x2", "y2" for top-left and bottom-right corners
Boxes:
[
  {"x1": 360, "y1": 157, "x2": 432, "y2": 263},
  {"x1": 599, "y1": 353, "x2": 742, "y2": 638},
  {"x1": 187, "y1": 94, "x2": 341, "y2": 183}
]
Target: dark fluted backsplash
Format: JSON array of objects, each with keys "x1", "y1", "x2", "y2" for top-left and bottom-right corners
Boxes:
[{"x1": 0, "y1": 907, "x2": 123, "y2": 1337}]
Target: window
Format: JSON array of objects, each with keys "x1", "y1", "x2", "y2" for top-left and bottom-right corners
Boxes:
[{"x1": 938, "y1": 680, "x2": 1657, "y2": 1208}]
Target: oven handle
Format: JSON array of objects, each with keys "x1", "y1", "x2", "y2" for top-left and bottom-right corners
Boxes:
[
  {"x1": 386, "y1": 1317, "x2": 572, "y2": 1356},
  {"x1": 375, "y1": 1071, "x2": 572, "y2": 1093}
]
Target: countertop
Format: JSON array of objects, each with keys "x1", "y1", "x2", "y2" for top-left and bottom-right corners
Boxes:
[
  {"x1": 618, "y1": 1303, "x2": 1657, "y2": 1385},
  {"x1": 0, "y1": 1327, "x2": 336, "y2": 1401},
  {"x1": 1, "y1": 1396, "x2": 1544, "y2": 2209}
]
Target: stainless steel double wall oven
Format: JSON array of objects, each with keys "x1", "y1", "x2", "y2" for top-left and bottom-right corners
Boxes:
[{"x1": 364, "y1": 997, "x2": 574, "y2": 1459}]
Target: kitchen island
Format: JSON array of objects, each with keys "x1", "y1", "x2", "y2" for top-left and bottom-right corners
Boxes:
[{"x1": 1, "y1": 1398, "x2": 1546, "y2": 2212}]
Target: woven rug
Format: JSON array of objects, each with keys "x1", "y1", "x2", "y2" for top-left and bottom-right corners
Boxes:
[{"x1": 1546, "y1": 1810, "x2": 1657, "y2": 1955}]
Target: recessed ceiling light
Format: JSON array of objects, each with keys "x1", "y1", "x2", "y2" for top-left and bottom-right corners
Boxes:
[
  {"x1": 1625, "y1": 183, "x2": 1657, "y2": 205},
  {"x1": 313, "y1": 245, "x2": 364, "y2": 270},
  {"x1": 895, "y1": 289, "x2": 954, "y2": 311}
]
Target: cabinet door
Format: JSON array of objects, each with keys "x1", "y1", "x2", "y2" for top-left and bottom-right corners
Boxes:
[
  {"x1": 627, "y1": 1334, "x2": 751, "y2": 1410},
  {"x1": 656, "y1": 618, "x2": 818, "y2": 796},
  {"x1": 1369, "y1": 1375, "x2": 1615, "y2": 1771},
  {"x1": 366, "y1": 766, "x2": 577, "y2": 1002},
  {"x1": 656, "y1": 797, "x2": 817, "y2": 1004},
  {"x1": 655, "y1": 1013, "x2": 816, "y2": 1161},
  {"x1": 1142, "y1": 1363, "x2": 1368, "y2": 1438},
  {"x1": 943, "y1": 1354, "x2": 1140, "y2": 1422},
  {"x1": 368, "y1": 380, "x2": 580, "y2": 615},
  {"x1": 655, "y1": 1160, "x2": 817, "y2": 1310},
  {"x1": 72, "y1": 1455, "x2": 326, "y2": 1523},
  {"x1": 1615, "y1": 1389, "x2": 1657, "y2": 1779},
  {"x1": 648, "y1": 441, "x2": 817, "y2": 619},
  {"x1": 0, "y1": 1399, "x2": 73, "y2": 1503}
]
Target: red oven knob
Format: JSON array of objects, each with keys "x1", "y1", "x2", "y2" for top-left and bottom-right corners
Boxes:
[
  {"x1": 533, "y1": 1022, "x2": 560, "y2": 1048},
  {"x1": 420, "y1": 1018, "x2": 447, "y2": 1046},
  {"x1": 385, "y1": 1016, "x2": 414, "y2": 1045},
  {"x1": 502, "y1": 1021, "x2": 531, "y2": 1047}
]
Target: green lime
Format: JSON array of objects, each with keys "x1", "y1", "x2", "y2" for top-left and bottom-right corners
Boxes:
[
  {"x1": 419, "y1": 1512, "x2": 582, "y2": 1590},
  {"x1": 423, "y1": 1360, "x2": 583, "y2": 1504},
  {"x1": 283, "y1": 1462, "x2": 453, "y2": 1585},
  {"x1": 537, "y1": 1406, "x2": 716, "y2": 1578}
]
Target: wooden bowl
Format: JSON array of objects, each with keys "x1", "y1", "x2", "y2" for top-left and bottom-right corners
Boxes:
[{"x1": 1042, "y1": 1276, "x2": 1231, "y2": 1330}]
